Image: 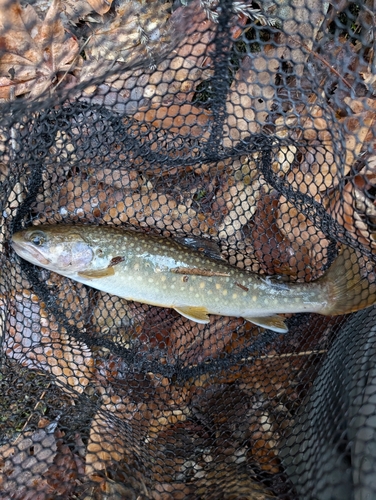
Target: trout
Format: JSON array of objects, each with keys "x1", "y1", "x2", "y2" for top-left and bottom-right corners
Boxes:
[{"x1": 11, "y1": 224, "x2": 376, "y2": 333}]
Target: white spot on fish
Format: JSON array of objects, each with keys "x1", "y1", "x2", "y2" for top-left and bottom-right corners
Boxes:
[
  {"x1": 232, "y1": 293, "x2": 237, "y2": 299},
  {"x1": 148, "y1": 278, "x2": 154, "y2": 283},
  {"x1": 222, "y1": 290, "x2": 227, "y2": 296},
  {"x1": 216, "y1": 284, "x2": 221, "y2": 290},
  {"x1": 134, "y1": 263, "x2": 139, "y2": 271},
  {"x1": 161, "y1": 276, "x2": 166, "y2": 282},
  {"x1": 199, "y1": 282, "x2": 205, "y2": 289},
  {"x1": 252, "y1": 295, "x2": 257, "y2": 301}
]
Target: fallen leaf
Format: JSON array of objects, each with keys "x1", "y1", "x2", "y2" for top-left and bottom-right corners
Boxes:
[
  {"x1": 276, "y1": 195, "x2": 330, "y2": 281},
  {"x1": 252, "y1": 190, "x2": 296, "y2": 276},
  {"x1": 85, "y1": 407, "x2": 128, "y2": 476},
  {"x1": 44, "y1": 436, "x2": 79, "y2": 496},
  {"x1": 87, "y1": 0, "x2": 113, "y2": 16},
  {"x1": 167, "y1": 315, "x2": 246, "y2": 366},
  {"x1": 0, "y1": 0, "x2": 80, "y2": 98},
  {"x1": 84, "y1": 0, "x2": 184, "y2": 68},
  {"x1": 0, "y1": 428, "x2": 57, "y2": 497},
  {"x1": 4, "y1": 288, "x2": 94, "y2": 394},
  {"x1": 134, "y1": 103, "x2": 213, "y2": 137},
  {"x1": 80, "y1": 0, "x2": 215, "y2": 119},
  {"x1": 327, "y1": 173, "x2": 376, "y2": 252},
  {"x1": 63, "y1": 0, "x2": 96, "y2": 22},
  {"x1": 361, "y1": 70, "x2": 376, "y2": 92},
  {"x1": 275, "y1": 101, "x2": 376, "y2": 197}
]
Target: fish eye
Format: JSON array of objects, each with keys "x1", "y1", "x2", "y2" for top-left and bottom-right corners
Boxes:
[{"x1": 28, "y1": 231, "x2": 46, "y2": 247}]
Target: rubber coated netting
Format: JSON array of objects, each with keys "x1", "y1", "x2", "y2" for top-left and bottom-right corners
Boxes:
[{"x1": 0, "y1": 0, "x2": 376, "y2": 498}]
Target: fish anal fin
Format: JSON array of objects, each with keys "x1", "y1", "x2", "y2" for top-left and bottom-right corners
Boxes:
[
  {"x1": 244, "y1": 315, "x2": 288, "y2": 333},
  {"x1": 78, "y1": 267, "x2": 115, "y2": 279},
  {"x1": 174, "y1": 306, "x2": 210, "y2": 324}
]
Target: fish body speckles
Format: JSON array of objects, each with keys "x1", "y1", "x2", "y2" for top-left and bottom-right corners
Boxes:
[{"x1": 11, "y1": 224, "x2": 376, "y2": 333}]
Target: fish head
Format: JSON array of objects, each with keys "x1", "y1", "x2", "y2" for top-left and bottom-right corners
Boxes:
[{"x1": 11, "y1": 225, "x2": 94, "y2": 273}]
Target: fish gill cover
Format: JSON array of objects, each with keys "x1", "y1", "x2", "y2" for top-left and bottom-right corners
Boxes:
[{"x1": 0, "y1": 0, "x2": 375, "y2": 498}]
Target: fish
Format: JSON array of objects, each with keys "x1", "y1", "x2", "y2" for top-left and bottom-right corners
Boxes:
[{"x1": 11, "y1": 224, "x2": 376, "y2": 333}]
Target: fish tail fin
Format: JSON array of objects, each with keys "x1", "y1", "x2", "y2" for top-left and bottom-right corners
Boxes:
[{"x1": 320, "y1": 245, "x2": 376, "y2": 316}]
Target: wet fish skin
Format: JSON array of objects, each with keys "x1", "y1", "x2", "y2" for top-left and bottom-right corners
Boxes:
[{"x1": 11, "y1": 224, "x2": 376, "y2": 333}]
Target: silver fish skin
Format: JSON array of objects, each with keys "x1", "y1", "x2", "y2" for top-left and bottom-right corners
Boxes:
[{"x1": 11, "y1": 224, "x2": 376, "y2": 333}]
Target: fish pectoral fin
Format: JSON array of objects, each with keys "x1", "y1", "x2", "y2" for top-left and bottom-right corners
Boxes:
[
  {"x1": 78, "y1": 267, "x2": 115, "y2": 279},
  {"x1": 174, "y1": 306, "x2": 210, "y2": 324},
  {"x1": 244, "y1": 315, "x2": 288, "y2": 333}
]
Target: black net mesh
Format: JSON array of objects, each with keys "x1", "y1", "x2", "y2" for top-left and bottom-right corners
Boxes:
[{"x1": 1, "y1": 0, "x2": 376, "y2": 498}]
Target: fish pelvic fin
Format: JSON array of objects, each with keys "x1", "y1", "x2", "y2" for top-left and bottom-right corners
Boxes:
[
  {"x1": 320, "y1": 245, "x2": 376, "y2": 316},
  {"x1": 244, "y1": 315, "x2": 288, "y2": 333},
  {"x1": 174, "y1": 306, "x2": 210, "y2": 323},
  {"x1": 78, "y1": 267, "x2": 115, "y2": 279}
]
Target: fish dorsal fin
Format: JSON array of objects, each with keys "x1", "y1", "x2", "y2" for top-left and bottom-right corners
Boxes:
[
  {"x1": 78, "y1": 267, "x2": 115, "y2": 279},
  {"x1": 174, "y1": 306, "x2": 210, "y2": 324},
  {"x1": 244, "y1": 315, "x2": 288, "y2": 333},
  {"x1": 175, "y1": 236, "x2": 224, "y2": 261}
]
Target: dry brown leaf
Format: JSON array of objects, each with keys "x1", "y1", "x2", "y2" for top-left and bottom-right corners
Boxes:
[
  {"x1": 327, "y1": 174, "x2": 376, "y2": 251},
  {"x1": 134, "y1": 103, "x2": 213, "y2": 137},
  {"x1": 341, "y1": 98, "x2": 376, "y2": 175},
  {"x1": 85, "y1": 407, "x2": 127, "y2": 476},
  {"x1": 0, "y1": 0, "x2": 80, "y2": 98},
  {"x1": 264, "y1": 0, "x2": 328, "y2": 78},
  {"x1": 252, "y1": 191, "x2": 297, "y2": 277},
  {"x1": 276, "y1": 196, "x2": 330, "y2": 280},
  {"x1": 217, "y1": 156, "x2": 267, "y2": 241},
  {"x1": 167, "y1": 315, "x2": 246, "y2": 366},
  {"x1": 361, "y1": 70, "x2": 376, "y2": 92},
  {"x1": 4, "y1": 288, "x2": 94, "y2": 394},
  {"x1": 274, "y1": 106, "x2": 338, "y2": 197},
  {"x1": 44, "y1": 435, "x2": 81, "y2": 497},
  {"x1": 0, "y1": 428, "x2": 57, "y2": 496},
  {"x1": 87, "y1": 0, "x2": 113, "y2": 15},
  {"x1": 63, "y1": 0, "x2": 96, "y2": 22},
  {"x1": 80, "y1": 0, "x2": 209, "y2": 97},
  {"x1": 84, "y1": 0, "x2": 173, "y2": 64},
  {"x1": 275, "y1": 100, "x2": 376, "y2": 197},
  {"x1": 224, "y1": 55, "x2": 270, "y2": 146},
  {"x1": 81, "y1": 0, "x2": 246, "y2": 116}
]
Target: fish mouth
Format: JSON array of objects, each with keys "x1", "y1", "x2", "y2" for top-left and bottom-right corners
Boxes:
[{"x1": 11, "y1": 239, "x2": 51, "y2": 266}]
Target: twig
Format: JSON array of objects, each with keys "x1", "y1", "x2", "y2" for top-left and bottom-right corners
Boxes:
[
  {"x1": 257, "y1": 349, "x2": 327, "y2": 360},
  {"x1": 54, "y1": 35, "x2": 92, "y2": 92},
  {"x1": 295, "y1": 38, "x2": 354, "y2": 91},
  {"x1": 12, "y1": 384, "x2": 51, "y2": 445}
]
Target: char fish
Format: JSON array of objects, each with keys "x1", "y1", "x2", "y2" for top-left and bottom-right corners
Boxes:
[{"x1": 11, "y1": 224, "x2": 376, "y2": 333}]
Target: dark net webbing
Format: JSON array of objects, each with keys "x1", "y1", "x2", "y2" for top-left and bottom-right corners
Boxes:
[{"x1": 0, "y1": 0, "x2": 376, "y2": 498}]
